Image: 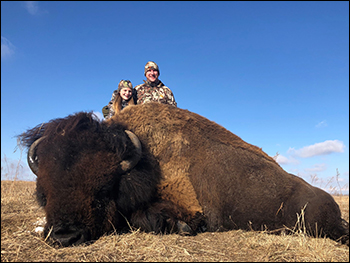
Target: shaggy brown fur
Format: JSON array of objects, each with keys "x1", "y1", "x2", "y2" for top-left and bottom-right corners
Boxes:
[
  {"x1": 19, "y1": 103, "x2": 348, "y2": 247},
  {"x1": 19, "y1": 112, "x2": 194, "y2": 247},
  {"x1": 109, "y1": 103, "x2": 349, "y2": 245}
]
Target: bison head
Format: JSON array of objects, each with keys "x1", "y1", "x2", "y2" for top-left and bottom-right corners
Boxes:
[{"x1": 18, "y1": 112, "x2": 159, "y2": 247}]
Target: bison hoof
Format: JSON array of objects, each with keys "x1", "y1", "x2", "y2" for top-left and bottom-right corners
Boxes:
[
  {"x1": 198, "y1": 224, "x2": 207, "y2": 233},
  {"x1": 177, "y1": 221, "x2": 193, "y2": 236}
]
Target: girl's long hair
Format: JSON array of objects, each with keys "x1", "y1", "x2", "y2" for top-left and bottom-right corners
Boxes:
[{"x1": 112, "y1": 92, "x2": 136, "y2": 114}]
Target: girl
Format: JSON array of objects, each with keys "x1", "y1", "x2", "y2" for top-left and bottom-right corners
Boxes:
[{"x1": 104, "y1": 80, "x2": 136, "y2": 119}]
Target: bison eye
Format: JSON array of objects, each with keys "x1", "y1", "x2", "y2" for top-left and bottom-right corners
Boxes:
[
  {"x1": 94, "y1": 185, "x2": 114, "y2": 210},
  {"x1": 93, "y1": 199, "x2": 106, "y2": 211}
]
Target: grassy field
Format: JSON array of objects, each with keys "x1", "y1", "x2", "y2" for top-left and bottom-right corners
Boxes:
[{"x1": 1, "y1": 180, "x2": 349, "y2": 262}]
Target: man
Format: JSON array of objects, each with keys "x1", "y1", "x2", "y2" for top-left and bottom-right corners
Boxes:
[{"x1": 134, "y1": 61, "x2": 177, "y2": 106}]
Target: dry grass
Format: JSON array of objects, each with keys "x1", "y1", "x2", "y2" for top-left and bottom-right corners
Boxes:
[{"x1": 1, "y1": 180, "x2": 349, "y2": 262}]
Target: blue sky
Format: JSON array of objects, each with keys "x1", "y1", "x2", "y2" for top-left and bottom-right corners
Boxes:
[{"x1": 1, "y1": 1, "x2": 349, "y2": 194}]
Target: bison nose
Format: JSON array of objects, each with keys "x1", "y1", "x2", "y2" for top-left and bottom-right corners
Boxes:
[{"x1": 51, "y1": 226, "x2": 87, "y2": 247}]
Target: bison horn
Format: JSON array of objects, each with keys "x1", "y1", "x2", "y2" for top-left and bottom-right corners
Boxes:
[
  {"x1": 120, "y1": 130, "x2": 142, "y2": 171},
  {"x1": 27, "y1": 136, "x2": 46, "y2": 176}
]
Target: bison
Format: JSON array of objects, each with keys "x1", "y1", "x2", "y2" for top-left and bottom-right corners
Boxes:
[{"x1": 18, "y1": 102, "x2": 349, "y2": 247}]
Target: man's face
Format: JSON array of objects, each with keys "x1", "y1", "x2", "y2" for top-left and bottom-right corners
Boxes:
[{"x1": 146, "y1": 69, "x2": 159, "y2": 83}]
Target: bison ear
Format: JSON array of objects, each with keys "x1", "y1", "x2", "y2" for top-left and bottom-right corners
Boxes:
[
  {"x1": 119, "y1": 130, "x2": 142, "y2": 171},
  {"x1": 27, "y1": 136, "x2": 46, "y2": 176}
]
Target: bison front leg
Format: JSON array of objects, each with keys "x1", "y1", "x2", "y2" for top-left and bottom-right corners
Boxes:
[
  {"x1": 129, "y1": 200, "x2": 205, "y2": 235},
  {"x1": 157, "y1": 174, "x2": 207, "y2": 234}
]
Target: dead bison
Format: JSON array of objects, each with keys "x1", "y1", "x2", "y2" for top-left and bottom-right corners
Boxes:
[{"x1": 18, "y1": 102, "x2": 349, "y2": 247}]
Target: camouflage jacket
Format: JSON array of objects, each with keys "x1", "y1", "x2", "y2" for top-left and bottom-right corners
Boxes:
[{"x1": 134, "y1": 79, "x2": 177, "y2": 107}]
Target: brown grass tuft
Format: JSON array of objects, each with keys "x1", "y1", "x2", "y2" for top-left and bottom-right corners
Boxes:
[{"x1": 1, "y1": 180, "x2": 349, "y2": 262}]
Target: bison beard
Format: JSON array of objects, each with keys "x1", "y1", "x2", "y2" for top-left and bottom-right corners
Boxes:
[{"x1": 18, "y1": 103, "x2": 349, "y2": 247}]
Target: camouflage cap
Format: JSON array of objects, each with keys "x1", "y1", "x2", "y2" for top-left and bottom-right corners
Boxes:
[
  {"x1": 144, "y1": 61, "x2": 160, "y2": 76},
  {"x1": 117, "y1": 80, "x2": 133, "y2": 92}
]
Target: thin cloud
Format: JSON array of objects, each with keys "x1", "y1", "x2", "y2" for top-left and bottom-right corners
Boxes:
[
  {"x1": 316, "y1": 120, "x2": 327, "y2": 128},
  {"x1": 25, "y1": 1, "x2": 39, "y2": 15},
  {"x1": 288, "y1": 140, "x2": 345, "y2": 158},
  {"x1": 1, "y1": 36, "x2": 15, "y2": 59},
  {"x1": 24, "y1": 1, "x2": 47, "y2": 15},
  {"x1": 304, "y1": 163, "x2": 327, "y2": 172},
  {"x1": 275, "y1": 154, "x2": 299, "y2": 165}
]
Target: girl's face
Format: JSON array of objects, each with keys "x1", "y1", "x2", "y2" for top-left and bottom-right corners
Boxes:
[{"x1": 120, "y1": 88, "x2": 133, "y2": 100}]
